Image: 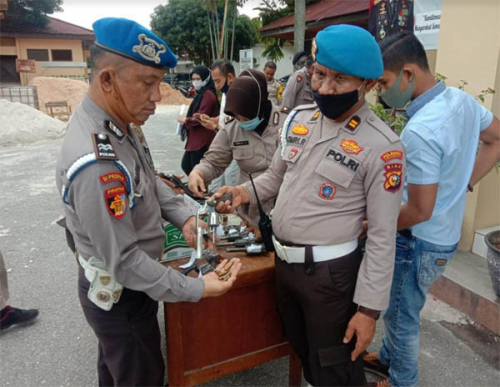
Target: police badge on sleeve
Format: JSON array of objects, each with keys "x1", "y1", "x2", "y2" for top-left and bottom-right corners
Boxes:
[{"x1": 105, "y1": 186, "x2": 127, "y2": 219}]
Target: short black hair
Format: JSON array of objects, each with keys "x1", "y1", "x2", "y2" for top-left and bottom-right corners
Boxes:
[
  {"x1": 89, "y1": 44, "x2": 127, "y2": 83},
  {"x1": 211, "y1": 59, "x2": 235, "y2": 77},
  {"x1": 305, "y1": 55, "x2": 314, "y2": 68},
  {"x1": 264, "y1": 61, "x2": 277, "y2": 70},
  {"x1": 379, "y1": 31, "x2": 430, "y2": 73},
  {"x1": 90, "y1": 44, "x2": 107, "y2": 75}
]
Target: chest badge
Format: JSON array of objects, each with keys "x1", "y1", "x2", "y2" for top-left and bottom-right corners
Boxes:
[
  {"x1": 384, "y1": 163, "x2": 403, "y2": 193},
  {"x1": 292, "y1": 124, "x2": 309, "y2": 135},
  {"x1": 105, "y1": 186, "x2": 127, "y2": 219},
  {"x1": 340, "y1": 139, "x2": 364, "y2": 155},
  {"x1": 319, "y1": 183, "x2": 336, "y2": 200}
]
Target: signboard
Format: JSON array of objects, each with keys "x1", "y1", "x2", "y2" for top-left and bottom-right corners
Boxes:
[
  {"x1": 15, "y1": 59, "x2": 36, "y2": 73},
  {"x1": 414, "y1": 0, "x2": 442, "y2": 50},
  {"x1": 239, "y1": 49, "x2": 253, "y2": 72}
]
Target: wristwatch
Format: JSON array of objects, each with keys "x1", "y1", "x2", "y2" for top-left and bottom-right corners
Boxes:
[
  {"x1": 358, "y1": 305, "x2": 381, "y2": 320},
  {"x1": 214, "y1": 124, "x2": 220, "y2": 133}
]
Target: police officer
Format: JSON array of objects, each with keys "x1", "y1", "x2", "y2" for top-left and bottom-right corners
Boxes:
[
  {"x1": 188, "y1": 69, "x2": 286, "y2": 226},
  {"x1": 281, "y1": 55, "x2": 314, "y2": 111},
  {"x1": 215, "y1": 25, "x2": 405, "y2": 386},
  {"x1": 263, "y1": 61, "x2": 283, "y2": 106},
  {"x1": 369, "y1": 0, "x2": 414, "y2": 42},
  {"x1": 55, "y1": 18, "x2": 241, "y2": 386}
]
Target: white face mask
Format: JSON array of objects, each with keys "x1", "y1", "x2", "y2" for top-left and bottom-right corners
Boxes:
[{"x1": 192, "y1": 74, "x2": 210, "y2": 91}]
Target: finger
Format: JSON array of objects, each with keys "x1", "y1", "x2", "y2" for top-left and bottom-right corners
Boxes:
[
  {"x1": 177, "y1": 174, "x2": 185, "y2": 179},
  {"x1": 214, "y1": 259, "x2": 229, "y2": 271},
  {"x1": 343, "y1": 324, "x2": 354, "y2": 344},
  {"x1": 199, "y1": 179, "x2": 206, "y2": 195},
  {"x1": 351, "y1": 340, "x2": 364, "y2": 362}
]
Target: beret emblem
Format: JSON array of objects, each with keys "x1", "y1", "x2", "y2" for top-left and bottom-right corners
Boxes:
[{"x1": 132, "y1": 33, "x2": 166, "y2": 64}]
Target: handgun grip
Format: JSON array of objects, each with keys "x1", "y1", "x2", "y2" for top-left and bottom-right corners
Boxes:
[{"x1": 207, "y1": 192, "x2": 233, "y2": 207}]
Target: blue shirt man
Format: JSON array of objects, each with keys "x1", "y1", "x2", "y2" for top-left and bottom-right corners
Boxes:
[{"x1": 364, "y1": 32, "x2": 500, "y2": 387}]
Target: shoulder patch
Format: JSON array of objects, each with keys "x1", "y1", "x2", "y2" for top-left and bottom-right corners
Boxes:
[
  {"x1": 224, "y1": 116, "x2": 235, "y2": 124},
  {"x1": 273, "y1": 111, "x2": 280, "y2": 125},
  {"x1": 100, "y1": 172, "x2": 126, "y2": 185},
  {"x1": 92, "y1": 133, "x2": 117, "y2": 160},
  {"x1": 297, "y1": 75, "x2": 303, "y2": 82},
  {"x1": 345, "y1": 116, "x2": 361, "y2": 131},
  {"x1": 104, "y1": 121, "x2": 125, "y2": 141},
  {"x1": 105, "y1": 186, "x2": 127, "y2": 219},
  {"x1": 384, "y1": 163, "x2": 403, "y2": 193},
  {"x1": 381, "y1": 150, "x2": 403, "y2": 163}
]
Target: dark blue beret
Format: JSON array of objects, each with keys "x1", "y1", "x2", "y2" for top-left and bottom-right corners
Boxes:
[
  {"x1": 315, "y1": 25, "x2": 383, "y2": 79},
  {"x1": 92, "y1": 17, "x2": 177, "y2": 69}
]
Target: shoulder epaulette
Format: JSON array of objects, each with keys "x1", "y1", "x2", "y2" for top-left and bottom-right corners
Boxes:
[{"x1": 366, "y1": 113, "x2": 401, "y2": 144}]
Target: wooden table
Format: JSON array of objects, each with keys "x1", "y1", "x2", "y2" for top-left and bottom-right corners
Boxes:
[{"x1": 162, "y1": 251, "x2": 302, "y2": 386}]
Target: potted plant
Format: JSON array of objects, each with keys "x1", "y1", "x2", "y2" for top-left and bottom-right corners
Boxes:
[{"x1": 485, "y1": 230, "x2": 500, "y2": 297}]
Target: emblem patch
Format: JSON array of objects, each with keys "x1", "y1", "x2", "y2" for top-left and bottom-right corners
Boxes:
[
  {"x1": 132, "y1": 33, "x2": 167, "y2": 64},
  {"x1": 311, "y1": 110, "x2": 321, "y2": 121},
  {"x1": 93, "y1": 133, "x2": 117, "y2": 160},
  {"x1": 384, "y1": 163, "x2": 403, "y2": 193},
  {"x1": 105, "y1": 186, "x2": 127, "y2": 219},
  {"x1": 319, "y1": 183, "x2": 336, "y2": 200},
  {"x1": 233, "y1": 140, "x2": 249, "y2": 147},
  {"x1": 381, "y1": 150, "x2": 403, "y2": 162},
  {"x1": 345, "y1": 116, "x2": 361, "y2": 131},
  {"x1": 340, "y1": 139, "x2": 364, "y2": 155},
  {"x1": 288, "y1": 148, "x2": 299, "y2": 160},
  {"x1": 292, "y1": 124, "x2": 309, "y2": 135},
  {"x1": 326, "y1": 149, "x2": 360, "y2": 171},
  {"x1": 297, "y1": 75, "x2": 303, "y2": 82},
  {"x1": 100, "y1": 172, "x2": 126, "y2": 185}
]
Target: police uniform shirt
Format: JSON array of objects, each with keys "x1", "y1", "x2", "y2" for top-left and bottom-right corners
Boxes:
[
  {"x1": 267, "y1": 78, "x2": 282, "y2": 106},
  {"x1": 281, "y1": 67, "x2": 314, "y2": 110},
  {"x1": 369, "y1": 0, "x2": 414, "y2": 42},
  {"x1": 241, "y1": 103, "x2": 406, "y2": 310},
  {"x1": 193, "y1": 104, "x2": 286, "y2": 225},
  {"x1": 56, "y1": 96, "x2": 204, "y2": 303}
]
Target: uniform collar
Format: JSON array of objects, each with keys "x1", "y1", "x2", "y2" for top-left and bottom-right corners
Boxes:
[
  {"x1": 406, "y1": 81, "x2": 446, "y2": 118},
  {"x1": 82, "y1": 95, "x2": 127, "y2": 143}
]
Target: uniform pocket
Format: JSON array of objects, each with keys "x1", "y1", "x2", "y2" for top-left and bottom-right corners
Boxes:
[
  {"x1": 418, "y1": 249, "x2": 455, "y2": 288},
  {"x1": 315, "y1": 158, "x2": 356, "y2": 189},
  {"x1": 233, "y1": 147, "x2": 254, "y2": 160}
]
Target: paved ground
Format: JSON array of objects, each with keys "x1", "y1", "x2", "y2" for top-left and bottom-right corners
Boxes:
[{"x1": 0, "y1": 106, "x2": 498, "y2": 386}]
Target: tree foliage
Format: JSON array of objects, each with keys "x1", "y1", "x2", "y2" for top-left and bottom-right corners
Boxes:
[
  {"x1": 151, "y1": 0, "x2": 258, "y2": 65},
  {"x1": 1, "y1": 0, "x2": 63, "y2": 31}
]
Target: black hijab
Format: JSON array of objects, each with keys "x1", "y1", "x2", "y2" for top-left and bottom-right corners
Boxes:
[{"x1": 186, "y1": 65, "x2": 218, "y2": 118}]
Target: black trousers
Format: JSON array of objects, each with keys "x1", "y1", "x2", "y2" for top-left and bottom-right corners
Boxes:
[
  {"x1": 181, "y1": 146, "x2": 208, "y2": 176},
  {"x1": 275, "y1": 247, "x2": 366, "y2": 386},
  {"x1": 78, "y1": 268, "x2": 165, "y2": 387}
]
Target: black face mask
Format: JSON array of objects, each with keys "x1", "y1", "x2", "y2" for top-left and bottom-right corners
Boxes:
[
  {"x1": 221, "y1": 78, "x2": 229, "y2": 94},
  {"x1": 313, "y1": 81, "x2": 365, "y2": 120}
]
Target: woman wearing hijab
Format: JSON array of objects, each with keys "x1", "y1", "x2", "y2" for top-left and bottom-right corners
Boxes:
[
  {"x1": 178, "y1": 65, "x2": 219, "y2": 176},
  {"x1": 188, "y1": 69, "x2": 287, "y2": 226}
]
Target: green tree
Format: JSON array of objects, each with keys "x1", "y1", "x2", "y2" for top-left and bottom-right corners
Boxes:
[
  {"x1": 1, "y1": 0, "x2": 63, "y2": 31},
  {"x1": 151, "y1": 0, "x2": 257, "y2": 65}
]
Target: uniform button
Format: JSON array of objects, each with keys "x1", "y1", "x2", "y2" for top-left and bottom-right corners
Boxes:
[
  {"x1": 368, "y1": 117, "x2": 374, "y2": 122},
  {"x1": 306, "y1": 267, "x2": 312, "y2": 274}
]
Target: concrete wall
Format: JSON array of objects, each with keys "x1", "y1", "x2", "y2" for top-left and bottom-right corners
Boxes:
[
  {"x1": 240, "y1": 42, "x2": 295, "y2": 79},
  {"x1": 434, "y1": 0, "x2": 500, "y2": 250}
]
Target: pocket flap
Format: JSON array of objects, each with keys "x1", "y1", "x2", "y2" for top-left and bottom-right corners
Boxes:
[
  {"x1": 315, "y1": 158, "x2": 356, "y2": 189},
  {"x1": 233, "y1": 147, "x2": 254, "y2": 160}
]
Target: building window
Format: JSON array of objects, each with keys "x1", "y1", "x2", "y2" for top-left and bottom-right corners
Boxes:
[
  {"x1": 51, "y1": 49, "x2": 73, "y2": 62},
  {"x1": 27, "y1": 49, "x2": 49, "y2": 61}
]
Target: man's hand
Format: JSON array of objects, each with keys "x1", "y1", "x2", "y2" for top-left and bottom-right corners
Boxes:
[
  {"x1": 178, "y1": 115, "x2": 186, "y2": 124},
  {"x1": 199, "y1": 115, "x2": 217, "y2": 131},
  {"x1": 213, "y1": 185, "x2": 250, "y2": 213},
  {"x1": 188, "y1": 170, "x2": 207, "y2": 198},
  {"x1": 160, "y1": 174, "x2": 185, "y2": 195},
  {"x1": 181, "y1": 216, "x2": 198, "y2": 248},
  {"x1": 343, "y1": 311, "x2": 376, "y2": 361},
  {"x1": 202, "y1": 258, "x2": 242, "y2": 298}
]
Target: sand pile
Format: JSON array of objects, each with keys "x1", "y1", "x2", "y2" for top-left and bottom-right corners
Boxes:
[
  {"x1": 0, "y1": 99, "x2": 66, "y2": 146},
  {"x1": 159, "y1": 83, "x2": 192, "y2": 105},
  {"x1": 29, "y1": 76, "x2": 89, "y2": 113}
]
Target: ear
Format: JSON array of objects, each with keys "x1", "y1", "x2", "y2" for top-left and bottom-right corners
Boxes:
[
  {"x1": 402, "y1": 66, "x2": 416, "y2": 82},
  {"x1": 228, "y1": 73, "x2": 236, "y2": 82},
  {"x1": 99, "y1": 69, "x2": 114, "y2": 93},
  {"x1": 364, "y1": 79, "x2": 378, "y2": 93}
]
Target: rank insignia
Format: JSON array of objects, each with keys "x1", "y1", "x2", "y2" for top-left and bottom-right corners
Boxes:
[
  {"x1": 105, "y1": 186, "x2": 127, "y2": 219},
  {"x1": 384, "y1": 163, "x2": 403, "y2": 193},
  {"x1": 292, "y1": 124, "x2": 309, "y2": 135},
  {"x1": 381, "y1": 150, "x2": 403, "y2": 162},
  {"x1": 104, "y1": 121, "x2": 125, "y2": 141},
  {"x1": 288, "y1": 148, "x2": 299, "y2": 160},
  {"x1": 345, "y1": 116, "x2": 361, "y2": 131},
  {"x1": 273, "y1": 111, "x2": 280, "y2": 125},
  {"x1": 311, "y1": 110, "x2": 321, "y2": 121},
  {"x1": 319, "y1": 183, "x2": 336, "y2": 200},
  {"x1": 93, "y1": 133, "x2": 117, "y2": 160},
  {"x1": 297, "y1": 75, "x2": 303, "y2": 82},
  {"x1": 225, "y1": 116, "x2": 235, "y2": 124},
  {"x1": 100, "y1": 172, "x2": 126, "y2": 185},
  {"x1": 340, "y1": 139, "x2": 364, "y2": 155},
  {"x1": 281, "y1": 106, "x2": 290, "y2": 114}
]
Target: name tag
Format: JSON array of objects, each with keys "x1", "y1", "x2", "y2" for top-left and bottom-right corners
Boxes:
[
  {"x1": 287, "y1": 135, "x2": 307, "y2": 146},
  {"x1": 233, "y1": 141, "x2": 249, "y2": 147},
  {"x1": 326, "y1": 148, "x2": 360, "y2": 171}
]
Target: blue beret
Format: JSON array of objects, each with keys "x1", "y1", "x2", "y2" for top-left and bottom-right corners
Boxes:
[
  {"x1": 315, "y1": 25, "x2": 383, "y2": 79},
  {"x1": 92, "y1": 18, "x2": 177, "y2": 69}
]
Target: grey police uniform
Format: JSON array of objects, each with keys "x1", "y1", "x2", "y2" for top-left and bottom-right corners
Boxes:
[
  {"x1": 281, "y1": 67, "x2": 314, "y2": 110},
  {"x1": 56, "y1": 96, "x2": 204, "y2": 385},
  {"x1": 194, "y1": 105, "x2": 286, "y2": 226},
  {"x1": 267, "y1": 78, "x2": 282, "y2": 106},
  {"x1": 241, "y1": 102, "x2": 406, "y2": 385}
]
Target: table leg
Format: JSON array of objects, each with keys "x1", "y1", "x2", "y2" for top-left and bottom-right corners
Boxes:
[{"x1": 288, "y1": 350, "x2": 302, "y2": 387}]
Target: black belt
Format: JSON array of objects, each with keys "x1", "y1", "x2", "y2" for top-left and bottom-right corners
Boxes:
[
  {"x1": 399, "y1": 229, "x2": 413, "y2": 238},
  {"x1": 274, "y1": 236, "x2": 308, "y2": 248}
]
